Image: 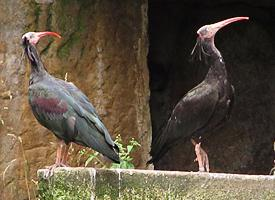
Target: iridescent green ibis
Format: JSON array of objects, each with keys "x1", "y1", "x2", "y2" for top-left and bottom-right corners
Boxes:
[{"x1": 22, "y1": 32, "x2": 120, "y2": 175}]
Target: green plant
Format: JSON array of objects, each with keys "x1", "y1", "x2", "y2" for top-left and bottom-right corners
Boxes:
[
  {"x1": 83, "y1": 150, "x2": 106, "y2": 168},
  {"x1": 78, "y1": 134, "x2": 140, "y2": 169},
  {"x1": 110, "y1": 134, "x2": 141, "y2": 169}
]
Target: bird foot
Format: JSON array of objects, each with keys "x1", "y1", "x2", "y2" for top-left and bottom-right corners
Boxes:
[
  {"x1": 270, "y1": 167, "x2": 275, "y2": 175},
  {"x1": 44, "y1": 163, "x2": 69, "y2": 178},
  {"x1": 198, "y1": 167, "x2": 206, "y2": 172}
]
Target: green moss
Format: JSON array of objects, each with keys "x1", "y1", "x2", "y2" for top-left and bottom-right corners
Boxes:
[
  {"x1": 33, "y1": 3, "x2": 41, "y2": 30},
  {"x1": 118, "y1": 172, "x2": 275, "y2": 200},
  {"x1": 38, "y1": 169, "x2": 93, "y2": 200},
  {"x1": 119, "y1": 172, "x2": 188, "y2": 200},
  {"x1": 54, "y1": 0, "x2": 92, "y2": 59},
  {"x1": 118, "y1": 187, "x2": 182, "y2": 200},
  {"x1": 95, "y1": 169, "x2": 119, "y2": 200},
  {"x1": 46, "y1": 4, "x2": 53, "y2": 31},
  {"x1": 38, "y1": 169, "x2": 275, "y2": 200},
  {"x1": 57, "y1": 33, "x2": 80, "y2": 58},
  {"x1": 57, "y1": 0, "x2": 88, "y2": 33},
  {"x1": 23, "y1": 1, "x2": 41, "y2": 32}
]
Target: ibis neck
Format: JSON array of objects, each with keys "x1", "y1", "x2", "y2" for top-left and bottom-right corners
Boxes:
[
  {"x1": 202, "y1": 37, "x2": 228, "y2": 81},
  {"x1": 25, "y1": 44, "x2": 48, "y2": 77}
]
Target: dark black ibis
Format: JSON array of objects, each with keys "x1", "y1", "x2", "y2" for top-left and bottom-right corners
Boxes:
[
  {"x1": 148, "y1": 17, "x2": 249, "y2": 171},
  {"x1": 22, "y1": 32, "x2": 120, "y2": 174}
]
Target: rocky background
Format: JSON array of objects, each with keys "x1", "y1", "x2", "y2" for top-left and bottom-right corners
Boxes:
[
  {"x1": 149, "y1": 0, "x2": 275, "y2": 174},
  {"x1": 0, "y1": 0, "x2": 150, "y2": 199},
  {"x1": 1, "y1": 0, "x2": 275, "y2": 199}
]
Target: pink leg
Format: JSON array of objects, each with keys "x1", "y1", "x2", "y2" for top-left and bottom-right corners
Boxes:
[
  {"x1": 60, "y1": 143, "x2": 70, "y2": 166},
  {"x1": 191, "y1": 139, "x2": 210, "y2": 172},
  {"x1": 45, "y1": 140, "x2": 69, "y2": 177},
  {"x1": 55, "y1": 142, "x2": 62, "y2": 164}
]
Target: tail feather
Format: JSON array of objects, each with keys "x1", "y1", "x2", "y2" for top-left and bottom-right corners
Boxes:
[
  {"x1": 147, "y1": 140, "x2": 171, "y2": 164},
  {"x1": 148, "y1": 124, "x2": 170, "y2": 164},
  {"x1": 148, "y1": 119, "x2": 183, "y2": 164},
  {"x1": 75, "y1": 116, "x2": 120, "y2": 163}
]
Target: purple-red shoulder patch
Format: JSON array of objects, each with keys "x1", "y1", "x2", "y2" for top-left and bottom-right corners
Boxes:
[{"x1": 33, "y1": 98, "x2": 67, "y2": 114}]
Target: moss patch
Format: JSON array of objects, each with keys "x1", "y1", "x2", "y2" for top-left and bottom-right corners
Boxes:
[
  {"x1": 119, "y1": 170, "x2": 275, "y2": 200},
  {"x1": 54, "y1": 0, "x2": 94, "y2": 59},
  {"x1": 57, "y1": 33, "x2": 81, "y2": 58},
  {"x1": 38, "y1": 168, "x2": 94, "y2": 200},
  {"x1": 95, "y1": 169, "x2": 119, "y2": 200},
  {"x1": 38, "y1": 168, "x2": 275, "y2": 200}
]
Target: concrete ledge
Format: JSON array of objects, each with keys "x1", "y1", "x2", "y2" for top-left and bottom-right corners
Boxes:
[{"x1": 38, "y1": 168, "x2": 275, "y2": 200}]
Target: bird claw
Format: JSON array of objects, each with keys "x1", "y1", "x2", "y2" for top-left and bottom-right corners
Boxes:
[
  {"x1": 270, "y1": 167, "x2": 275, "y2": 175},
  {"x1": 43, "y1": 163, "x2": 69, "y2": 178},
  {"x1": 43, "y1": 168, "x2": 54, "y2": 178}
]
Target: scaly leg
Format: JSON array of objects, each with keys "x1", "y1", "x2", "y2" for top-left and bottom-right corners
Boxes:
[
  {"x1": 55, "y1": 141, "x2": 62, "y2": 164},
  {"x1": 61, "y1": 143, "x2": 70, "y2": 166},
  {"x1": 45, "y1": 140, "x2": 69, "y2": 178}
]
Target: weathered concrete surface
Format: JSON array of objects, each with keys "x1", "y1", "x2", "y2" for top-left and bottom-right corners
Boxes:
[
  {"x1": 0, "y1": 1, "x2": 150, "y2": 199},
  {"x1": 38, "y1": 168, "x2": 275, "y2": 200}
]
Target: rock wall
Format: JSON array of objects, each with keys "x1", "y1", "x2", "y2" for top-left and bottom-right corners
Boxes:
[{"x1": 0, "y1": 1, "x2": 150, "y2": 199}]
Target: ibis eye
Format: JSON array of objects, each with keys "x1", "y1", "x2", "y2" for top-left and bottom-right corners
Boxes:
[{"x1": 200, "y1": 29, "x2": 207, "y2": 37}]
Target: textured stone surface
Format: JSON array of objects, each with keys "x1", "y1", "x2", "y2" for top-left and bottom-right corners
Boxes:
[
  {"x1": 38, "y1": 168, "x2": 95, "y2": 200},
  {"x1": 149, "y1": 0, "x2": 275, "y2": 174},
  {"x1": 0, "y1": 1, "x2": 150, "y2": 199},
  {"x1": 38, "y1": 168, "x2": 275, "y2": 200}
]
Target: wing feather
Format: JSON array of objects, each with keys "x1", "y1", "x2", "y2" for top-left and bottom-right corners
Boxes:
[
  {"x1": 57, "y1": 79, "x2": 97, "y2": 114},
  {"x1": 29, "y1": 81, "x2": 119, "y2": 163},
  {"x1": 56, "y1": 79, "x2": 116, "y2": 148},
  {"x1": 150, "y1": 82, "x2": 219, "y2": 162},
  {"x1": 30, "y1": 97, "x2": 68, "y2": 121}
]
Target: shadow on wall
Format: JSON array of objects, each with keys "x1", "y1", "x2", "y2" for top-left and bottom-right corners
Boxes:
[{"x1": 148, "y1": 0, "x2": 275, "y2": 174}]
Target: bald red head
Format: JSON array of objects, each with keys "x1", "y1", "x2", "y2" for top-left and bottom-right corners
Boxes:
[{"x1": 22, "y1": 31, "x2": 61, "y2": 45}]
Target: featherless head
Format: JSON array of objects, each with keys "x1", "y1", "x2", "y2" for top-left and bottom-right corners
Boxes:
[
  {"x1": 191, "y1": 17, "x2": 249, "y2": 62},
  {"x1": 197, "y1": 17, "x2": 249, "y2": 40},
  {"x1": 22, "y1": 31, "x2": 61, "y2": 46}
]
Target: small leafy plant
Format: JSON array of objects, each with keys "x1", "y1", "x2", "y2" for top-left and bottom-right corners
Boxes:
[
  {"x1": 79, "y1": 150, "x2": 104, "y2": 168},
  {"x1": 77, "y1": 134, "x2": 140, "y2": 169},
  {"x1": 110, "y1": 134, "x2": 141, "y2": 169}
]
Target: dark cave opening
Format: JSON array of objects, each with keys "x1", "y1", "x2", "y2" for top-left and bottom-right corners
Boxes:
[{"x1": 148, "y1": 0, "x2": 275, "y2": 174}]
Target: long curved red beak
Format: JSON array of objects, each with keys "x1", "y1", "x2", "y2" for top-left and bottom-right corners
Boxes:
[
  {"x1": 210, "y1": 16, "x2": 249, "y2": 31},
  {"x1": 36, "y1": 31, "x2": 61, "y2": 40},
  {"x1": 197, "y1": 16, "x2": 249, "y2": 39}
]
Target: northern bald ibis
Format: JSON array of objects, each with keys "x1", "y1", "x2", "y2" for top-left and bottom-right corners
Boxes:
[
  {"x1": 149, "y1": 17, "x2": 249, "y2": 172},
  {"x1": 22, "y1": 32, "x2": 119, "y2": 175}
]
